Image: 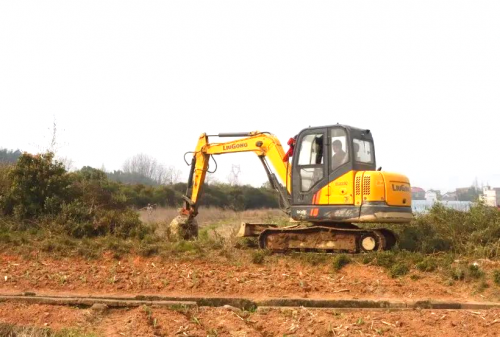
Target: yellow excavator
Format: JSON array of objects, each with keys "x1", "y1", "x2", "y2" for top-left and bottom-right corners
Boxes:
[{"x1": 170, "y1": 124, "x2": 413, "y2": 253}]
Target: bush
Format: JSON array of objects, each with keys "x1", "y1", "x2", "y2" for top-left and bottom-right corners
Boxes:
[
  {"x1": 374, "y1": 251, "x2": 396, "y2": 268},
  {"x1": 381, "y1": 202, "x2": 500, "y2": 258},
  {"x1": 416, "y1": 257, "x2": 438, "y2": 272},
  {"x1": 252, "y1": 250, "x2": 268, "y2": 264},
  {"x1": 1, "y1": 152, "x2": 70, "y2": 218},
  {"x1": 390, "y1": 262, "x2": 410, "y2": 278},
  {"x1": 291, "y1": 252, "x2": 328, "y2": 266},
  {"x1": 493, "y1": 270, "x2": 500, "y2": 285},
  {"x1": 449, "y1": 264, "x2": 484, "y2": 281},
  {"x1": 0, "y1": 154, "x2": 147, "y2": 238},
  {"x1": 450, "y1": 267, "x2": 466, "y2": 281},
  {"x1": 468, "y1": 264, "x2": 484, "y2": 279},
  {"x1": 332, "y1": 254, "x2": 351, "y2": 271}
]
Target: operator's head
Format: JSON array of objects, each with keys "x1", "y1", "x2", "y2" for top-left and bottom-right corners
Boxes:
[{"x1": 332, "y1": 139, "x2": 343, "y2": 153}]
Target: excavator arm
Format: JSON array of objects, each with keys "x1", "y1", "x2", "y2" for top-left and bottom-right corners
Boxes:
[{"x1": 181, "y1": 131, "x2": 292, "y2": 220}]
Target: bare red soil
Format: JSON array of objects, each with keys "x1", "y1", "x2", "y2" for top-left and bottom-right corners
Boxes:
[
  {"x1": 1, "y1": 253, "x2": 499, "y2": 302},
  {"x1": 2, "y1": 252, "x2": 500, "y2": 336},
  {"x1": 1, "y1": 302, "x2": 500, "y2": 336}
]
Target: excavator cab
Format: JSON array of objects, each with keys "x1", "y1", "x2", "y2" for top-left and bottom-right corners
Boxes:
[{"x1": 289, "y1": 125, "x2": 412, "y2": 224}]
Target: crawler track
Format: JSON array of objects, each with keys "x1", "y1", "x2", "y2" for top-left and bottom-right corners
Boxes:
[{"x1": 259, "y1": 226, "x2": 397, "y2": 253}]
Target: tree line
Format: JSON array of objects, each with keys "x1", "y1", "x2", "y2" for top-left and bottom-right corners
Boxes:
[{"x1": 0, "y1": 151, "x2": 279, "y2": 220}]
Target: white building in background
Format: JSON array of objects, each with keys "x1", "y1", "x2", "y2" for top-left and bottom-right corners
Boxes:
[
  {"x1": 425, "y1": 191, "x2": 438, "y2": 202},
  {"x1": 482, "y1": 187, "x2": 500, "y2": 207},
  {"x1": 412, "y1": 200, "x2": 472, "y2": 213}
]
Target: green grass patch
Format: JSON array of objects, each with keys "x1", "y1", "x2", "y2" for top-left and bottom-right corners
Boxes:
[
  {"x1": 468, "y1": 264, "x2": 484, "y2": 279},
  {"x1": 416, "y1": 257, "x2": 438, "y2": 272},
  {"x1": 389, "y1": 262, "x2": 410, "y2": 278},
  {"x1": 251, "y1": 250, "x2": 269, "y2": 264},
  {"x1": 332, "y1": 254, "x2": 351, "y2": 271},
  {"x1": 290, "y1": 252, "x2": 329, "y2": 266},
  {"x1": 493, "y1": 270, "x2": 500, "y2": 286}
]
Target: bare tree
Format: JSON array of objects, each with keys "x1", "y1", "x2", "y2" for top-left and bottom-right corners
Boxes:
[
  {"x1": 123, "y1": 153, "x2": 159, "y2": 180},
  {"x1": 58, "y1": 156, "x2": 75, "y2": 171},
  {"x1": 166, "y1": 165, "x2": 182, "y2": 184},
  {"x1": 123, "y1": 154, "x2": 181, "y2": 185}
]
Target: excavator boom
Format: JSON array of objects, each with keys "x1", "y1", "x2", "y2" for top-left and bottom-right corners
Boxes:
[{"x1": 182, "y1": 131, "x2": 292, "y2": 217}]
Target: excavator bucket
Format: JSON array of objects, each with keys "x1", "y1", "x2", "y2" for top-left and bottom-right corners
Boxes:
[
  {"x1": 169, "y1": 214, "x2": 198, "y2": 240},
  {"x1": 236, "y1": 223, "x2": 278, "y2": 237}
]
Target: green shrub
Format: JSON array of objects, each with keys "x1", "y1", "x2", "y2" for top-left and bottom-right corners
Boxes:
[
  {"x1": 332, "y1": 254, "x2": 351, "y2": 271},
  {"x1": 374, "y1": 251, "x2": 396, "y2": 268},
  {"x1": 477, "y1": 280, "x2": 489, "y2": 293},
  {"x1": 450, "y1": 267, "x2": 466, "y2": 281},
  {"x1": 361, "y1": 254, "x2": 375, "y2": 265},
  {"x1": 252, "y1": 250, "x2": 268, "y2": 264},
  {"x1": 389, "y1": 262, "x2": 409, "y2": 278},
  {"x1": 291, "y1": 252, "x2": 328, "y2": 266},
  {"x1": 493, "y1": 270, "x2": 500, "y2": 285},
  {"x1": 416, "y1": 257, "x2": 438, "y2": 272},
  {"x1": 138, "y1": 243, "x2": 160, "y2": 257},
  {"x1": 468, "y1": 264, "x2": 484, "y2": 279},
  {"x1": 372, "y1": 202, "x2": 500, "y2": 258},
  {"x1": 0, "y1": 155, "x2": 148, "y2": 238},
  {"x1": 2, "y1": 152, "x2": 70, "y2": 219}
]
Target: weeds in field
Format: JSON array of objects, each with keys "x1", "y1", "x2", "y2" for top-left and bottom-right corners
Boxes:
[
  {"x1": 380, "y1": 202, "x2": 500, "y2": 258},
  {"x1": 468, "y1": 264, "x2": 485, "y2": 279},
  {"x1": 493, "y1": 270, "x2": 500, "y2": 286},
  {"x1": 143, "y1": 305, "x2": 159, "y2": 330},
  {"x1": 251, "y1": 250, "x2": 269, "y2": 264},
  {"x1": 389, "y1": 262, "x2": 410, "y2": 278},
  {"x1": 332, "y1": 254, "x2": 351, "y2": 271},
  {"x1": 476, "y1": 280, "x2": 490, "y2": 293},
  {"x1": 410, "y1": 274, "x2": 421, "y2": 281},
  {"x1": 373, "y1": 251, "x2": 396, "y2": 269},
  {"x1": 290, "y1": 252, "x2": 328, "y2": 266},
  {"x1": 207, "y1": 329, "x2": 219, "y2": 337},
  {"x1": 191, "y1": 316, "x2": 202, "y2": 326},
  {"x1": 0, "y1": 323, "x2": 96, "y2": 337},
  {"x1": 416, "y1": 257, "x2": 437, "y2": 272}
]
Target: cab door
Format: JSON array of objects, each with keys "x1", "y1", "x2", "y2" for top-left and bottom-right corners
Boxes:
[
  {"x1": 328, "y1": 126, "x2": 355, "y2": 205},
  {"x1": 292, "y1": 128, "x2": 329, "y2": 205}
]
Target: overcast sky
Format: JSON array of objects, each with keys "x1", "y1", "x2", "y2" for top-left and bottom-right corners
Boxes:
[{"x1": 1, "y1": 1, "x2": 499, "y2": 192}]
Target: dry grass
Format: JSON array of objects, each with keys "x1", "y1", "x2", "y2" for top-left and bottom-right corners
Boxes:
[
  {"x1": 140, "y1": 207, "x2": 288, "y2": 243},
  {"x1": 139, "y1": 207, "x2": 287, "y2": 227},
  {"x1": 0, "y1": 324, "x2": 95, "y2": 337}
]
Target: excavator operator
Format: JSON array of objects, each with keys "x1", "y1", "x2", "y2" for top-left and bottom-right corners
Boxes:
[{"x1": 331, "y1": 139, "x2": 347, "y2": 169}]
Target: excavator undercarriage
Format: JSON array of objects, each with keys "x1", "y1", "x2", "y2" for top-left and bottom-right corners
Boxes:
[{"x1": 238, "y1": 223, "x2": 397, "y2": 253}]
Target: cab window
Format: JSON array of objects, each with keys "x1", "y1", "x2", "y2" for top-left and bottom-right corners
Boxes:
[
  {"x1": 298, "y1": 134, "x2": 324, "y2": 191},
  {"x1": 331, "y1": 128, "x2": 349, "y2": 171},
  {"x1": 353, "y1": 139, "x2": 374, "y2": 164},
  {"x1": 298, "y1": 134, "x2": 323, "y2": 165}
]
